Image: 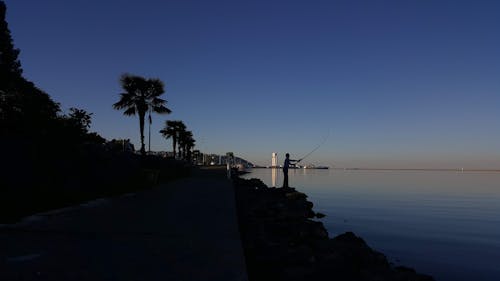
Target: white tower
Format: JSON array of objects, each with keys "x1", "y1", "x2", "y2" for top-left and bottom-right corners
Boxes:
[{"x1": 271, "y1": 152, "x2": 278, "y2": 168}]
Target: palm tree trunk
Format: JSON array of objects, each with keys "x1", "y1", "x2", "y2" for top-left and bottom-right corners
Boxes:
[
  {"x1": 187, "y1": 147, "x2": 192, "y2": 162},
  {"x1": 139, "y1": 112, "x2": 146, "y2": 155},
  {"x1": 172, "y1": 137, "x2": 177, "y2": 159},
  {"x1": 148, "y1": 109, "x2": 152, "y2": 153},
  {"x1": 148, "y1": 114, "x2": 151, "y2": 153}
]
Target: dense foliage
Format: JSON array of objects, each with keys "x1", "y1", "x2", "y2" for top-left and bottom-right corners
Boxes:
[
  {"x1": 0, "y1": 1, "x2": 103, "y2": 144},
  {"x1": 0, "y1": 1, "x2": 118, "y2": 222},
  {"x1": 0, "y1": 1, "x2": 194, "y2": 223}
]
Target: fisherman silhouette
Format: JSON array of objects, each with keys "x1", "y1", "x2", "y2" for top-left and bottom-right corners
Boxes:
[{"x1": 283, "y1": 153, "x2": 300, "y2": 188}]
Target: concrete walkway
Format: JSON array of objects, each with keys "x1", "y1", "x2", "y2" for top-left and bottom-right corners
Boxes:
[{"x1": 0, "y1": 168, "x2": 248, "y2": 281}]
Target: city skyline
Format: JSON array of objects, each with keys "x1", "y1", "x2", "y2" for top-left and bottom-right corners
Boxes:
[{"x1": 5, "y1": 0, "x2": 500, "y2": 168}]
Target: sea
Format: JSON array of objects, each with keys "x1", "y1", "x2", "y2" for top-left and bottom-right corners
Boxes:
[{"x1": 242, "y1": 168, "x2": 500, "y2": 281}]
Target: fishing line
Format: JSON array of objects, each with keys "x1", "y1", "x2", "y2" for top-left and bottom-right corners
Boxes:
[{"x1": 298, "y1": 130, "x2": 330, "y2": 162}]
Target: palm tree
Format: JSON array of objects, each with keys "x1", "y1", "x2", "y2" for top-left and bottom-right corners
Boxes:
[
  {"x1": 184, "y1": 132, "x2": 196, "y2": 162},
  {"x1": 178, "y1": 130, "x2": 194, "y2": 160},
  {"x1": 113, "y1": 74, "x2": 171, "y2": 155},
  {"x1": 159, "y1": 120, "x2": 185, "y2": 158}
]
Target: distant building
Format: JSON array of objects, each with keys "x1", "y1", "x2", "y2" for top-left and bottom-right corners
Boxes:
[
  {"x1": 272, "y1": 152, "x2": 278, "y2": 168},
  {"x1": 191, "y1": 151, "x2": 252, "y2": 167},
  {"x1": 193, "y1": 150, "x2": 202, "y2": 165},
  {"x1": 203, "y1": 154, "x2": 220, "y2": 165}
]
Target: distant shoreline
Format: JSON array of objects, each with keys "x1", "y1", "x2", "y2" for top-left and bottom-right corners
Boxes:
[
  {"x1": 333, "y1": 168, "x2": 500, "y2": 172},
  {"x1": 252, "y1": 167, "x2": 500, "y2": 172}
]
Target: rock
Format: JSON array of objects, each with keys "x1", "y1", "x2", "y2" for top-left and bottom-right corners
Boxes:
[
  {"x1": 234, "y1": 177, "x2": 435, "y2": 281},
  {"x1": 315, "y1": 212, "x2": 326, "y2": 218},
  {"x1": 285, "y1": 191, "x2": 308, "y2": 200}
]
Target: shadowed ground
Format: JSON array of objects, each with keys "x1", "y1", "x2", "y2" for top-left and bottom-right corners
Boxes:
[{"x1": 0, "y1": 167, "x2": 247, "y2": 281}]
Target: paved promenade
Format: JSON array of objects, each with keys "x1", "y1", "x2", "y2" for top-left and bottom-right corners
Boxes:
[{"x1": 0, "y1": 168, "x2": 248, "y2": 281}]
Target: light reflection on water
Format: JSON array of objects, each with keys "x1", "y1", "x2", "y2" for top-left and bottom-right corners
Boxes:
[{"x1": 243, "y1": 169, "x2": 500, "y2": 281}]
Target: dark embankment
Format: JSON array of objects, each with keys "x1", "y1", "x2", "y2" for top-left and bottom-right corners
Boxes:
[
  {"x1": 234, "y1": 177, "x2": 435, "y2": 281},
  {"x1": 0, "y1": 139, "x2": 190, "y2": 224}
]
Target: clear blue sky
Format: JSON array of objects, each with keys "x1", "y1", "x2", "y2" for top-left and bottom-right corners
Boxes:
[{"x1": 5, "y1": 0, "x2": 500, "y2": 168}]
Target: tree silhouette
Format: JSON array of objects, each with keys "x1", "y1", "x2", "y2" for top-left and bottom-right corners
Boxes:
[
  {"x1": 184, "y1": 132, "x2": 196, "y2": 162},
  {"x1": 0, "y1": 1, "x2": 22, "y2": 85},
  {"x1": 0, "y1": 0, "x2": 22, "y2": 125},
  {"x1": 178, "y1": 129, "x2": 195, "y2": 161},
  {"x1": 113, "y1": 74, "x2": 171, "y2": 155},
  {"x1": 159, "y1": 120, "x2": 185, "y2": 158},
  {"x1": 0, "y1": 1, "x2": 60, "y2": 136},
  {"x1": 67, "y1": 107, "x2": 92, "y2": 132},
  {"x1": 58, "y1": 107, "x2": 93, "y2": 141}
]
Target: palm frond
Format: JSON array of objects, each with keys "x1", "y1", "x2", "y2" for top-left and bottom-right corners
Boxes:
[
  {"x1": 151, "y1": 97, "x2": 166, "y2": 106},
  {"x1": 113, "y1": 93, "x2": 134, "y2": 109},
  {"x1": 147, "y1": 78, "x2": 165, "y2": 95},
  {"x1": 159, "y1": 128, "x2": 173, "y2": 138},
  {"x1": 123, "y1": 107, "x2": 137, "y2": 116},
  {"x1": 153, "y1": 105, "x2": 171, "y2": 114}
]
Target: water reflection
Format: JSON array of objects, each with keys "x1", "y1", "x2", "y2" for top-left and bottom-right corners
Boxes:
[
  {"x1": 243, "y1": 169, "x2": 500, "y2": 281},
  {"x1": 271, "y1": 168, "x2": 279, "y2": 187}
]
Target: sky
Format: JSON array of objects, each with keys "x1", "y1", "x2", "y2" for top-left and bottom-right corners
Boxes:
[{"x1": 4, "y1": 0, "x2": 500, "y2": 168}]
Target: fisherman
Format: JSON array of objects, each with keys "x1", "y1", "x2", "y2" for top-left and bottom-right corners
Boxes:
[{"x1": 283, "y1": 153, "x2": 300, "y2": 188}]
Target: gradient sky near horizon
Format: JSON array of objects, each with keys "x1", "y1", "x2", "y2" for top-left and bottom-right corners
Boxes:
[{"x1": 5, "y1": 0, "x2": 500, "y2": 168}]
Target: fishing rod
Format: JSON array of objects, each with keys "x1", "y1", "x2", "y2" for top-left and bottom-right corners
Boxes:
[{"x1": 298, "y1": 131, "x2": 330, "y2": 162}]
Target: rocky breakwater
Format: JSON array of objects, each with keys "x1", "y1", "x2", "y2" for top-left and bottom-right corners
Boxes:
[{"x1": 234, "y1": 177, "x2": 435, "y2": 281}]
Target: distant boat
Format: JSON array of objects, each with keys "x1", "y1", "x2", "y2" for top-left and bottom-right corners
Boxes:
[{"x1": 303, "y1": 164, "x2": 329, "y2": 169}]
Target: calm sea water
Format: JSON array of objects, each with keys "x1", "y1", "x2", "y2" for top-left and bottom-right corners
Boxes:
[{"x1": 242, "y1": 168, "x2": 500, "y2": 281}]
